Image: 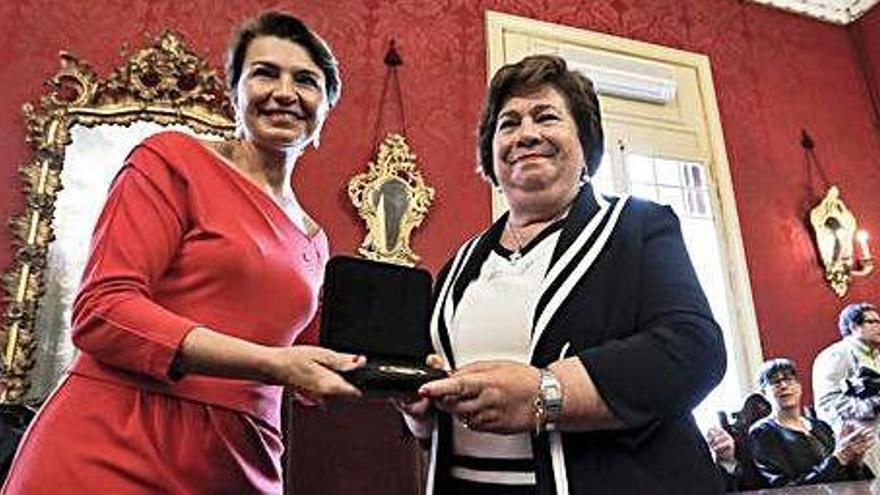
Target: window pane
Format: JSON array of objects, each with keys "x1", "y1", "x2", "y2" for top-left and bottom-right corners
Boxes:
[
  {"x1": 619, "y1": 153, "x2": 741, "y2": 431},
  {"x1": 592, "y1": 177, "x2": 614, "y2": 196},
  {"x1": 630, "y1": 183, "x2": 657, "y2": 202},
  {"x1": 594, "y1": 153, "x2": 613, "y2": 181},
  {"x1": 685, "y1": 189, "x2": 711, "y2": 218},
  {"x1": 685, "y1": 163, "x2": 705, "y2": 189},
  {"x1": 654, "y1": 157, "x2": 681, "y2": 186},
  {"x1": 592, "y1": 153, "x2": 615, "y2": 195},
  {"x1": 656, "y1": 185, "x2": 685, "y2": 213},
  {"x1": 682, "y1": 217, "x2": 738, "y2": 432},
  {"x1": 626, "y1": 154, "x2": 654, "y2": 184}
]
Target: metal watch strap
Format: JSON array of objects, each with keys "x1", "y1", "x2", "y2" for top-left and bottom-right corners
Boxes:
[{"x1": 537, "y1": 368, "x2": 563, "y2": 432}]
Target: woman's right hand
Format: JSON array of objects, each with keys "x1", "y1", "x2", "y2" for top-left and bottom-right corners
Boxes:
[
  {"x1": 269, "y1": 345, "x2": 365, "y2": 401},
  {"x1": 392, "y1": 354, "x2": 445, "y2": 439},
  {"x1": 705, "y1": 426, "x2": 736, "y2": 464},
  {"x1": 834, "y1": 422, "x2": 875, "y2": 465},
  {"x1": 392, "y1": 354, "x2": 445, "y2": 417}
]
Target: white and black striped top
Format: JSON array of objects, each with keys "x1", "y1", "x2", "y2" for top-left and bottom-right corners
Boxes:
[{"x1": 449, "y1": 223, "x2": 563, "y2": 486}]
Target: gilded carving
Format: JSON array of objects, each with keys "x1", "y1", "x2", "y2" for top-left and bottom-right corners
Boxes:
[
  {"x1": 1, "y1": 31, "x2": 234, "y2": 404},
  {"x1": 348, "y1": 134, "x2": 434, "y2": 266},
  {"x1": 809, "y1": 186, "x2": 874, "y2": 297}
]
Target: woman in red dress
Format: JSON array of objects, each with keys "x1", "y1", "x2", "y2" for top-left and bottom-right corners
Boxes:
[{"x1": 2, "y1": 11, "x2": 362, "y2": 494}]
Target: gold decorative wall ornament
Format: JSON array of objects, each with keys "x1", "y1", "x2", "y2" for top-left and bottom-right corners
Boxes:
[
  {"x1": 809, "y1": 186, "x2": 873, "y2": 297},
  {"x1": 348, "y1": 134, "x2": 434, "y2": 266},
  {"x1": 1, "y1": 31, "x2": 234, "y2": 404}
]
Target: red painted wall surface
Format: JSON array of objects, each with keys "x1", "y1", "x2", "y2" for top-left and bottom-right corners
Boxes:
[
  {"x1": 855, "y1": 6, "x2": 880, "y2": 133},
  {"x1": 2, "y1": 0, "x2": 880, "y2": 492}
]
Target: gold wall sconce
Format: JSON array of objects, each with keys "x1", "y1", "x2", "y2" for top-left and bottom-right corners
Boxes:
[
  {"x1": 809, "y1": 185, "x2": 873, "y2": 297},
  {"x1": 348, "y1": 41, "x2": 433, "y2": 266}
]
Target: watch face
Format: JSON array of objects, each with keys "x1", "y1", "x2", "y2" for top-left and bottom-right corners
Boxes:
[{"x1": 540, "y1": 370, "x2": 563, "y2": 415}]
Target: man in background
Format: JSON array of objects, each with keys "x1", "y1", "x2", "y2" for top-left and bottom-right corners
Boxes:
[{"x1": 814, "y1": 302, "x2": 880, "y2": 474}]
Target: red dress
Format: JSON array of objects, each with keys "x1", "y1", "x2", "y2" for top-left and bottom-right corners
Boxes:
[{"x1": 2, "y1": 132, "x2": 328, "y2": 494}]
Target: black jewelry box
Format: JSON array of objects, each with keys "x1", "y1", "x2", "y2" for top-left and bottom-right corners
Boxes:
[{"x1": 319, "y1": 256, "x2": 447, "y2": 396}]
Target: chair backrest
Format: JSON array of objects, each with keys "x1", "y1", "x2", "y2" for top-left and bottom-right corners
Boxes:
[
  {"x1": 718, "y1": 393, "x2": 771, "y2": 490},
  {"x1": 731, "y1": 393, "x2": 772, "y2": 435}
]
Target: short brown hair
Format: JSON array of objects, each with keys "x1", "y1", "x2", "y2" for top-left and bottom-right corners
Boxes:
[
  {"x1": 477, "y1": 55, "x2": 603, "y2": 185},
  {"x1": 226, "y1": 11, "x2": 341, "y2": 107}
]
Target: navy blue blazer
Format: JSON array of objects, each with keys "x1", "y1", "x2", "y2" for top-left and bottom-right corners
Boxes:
[{"x1": 425, "y1": 184, "x2": 726, "y2": 495}]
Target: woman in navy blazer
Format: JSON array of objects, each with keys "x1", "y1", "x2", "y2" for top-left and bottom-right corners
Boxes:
[{"x1": 401, "y1": 54, "x2": 726, "y2": 495}]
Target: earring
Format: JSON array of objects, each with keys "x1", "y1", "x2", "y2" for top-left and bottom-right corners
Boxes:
[{"x1": 233, "y1": 110, "x2": 246, "y2": 138}]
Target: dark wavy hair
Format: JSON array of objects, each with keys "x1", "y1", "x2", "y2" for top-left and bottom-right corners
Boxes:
[
  {"x1": 838, "y1": 302, "x2": 877, "y2": 336},
  {"x1": 758, "y1": 358, "x2": 797, "y2": 388},
  {"x1": 477, "y1": 54, "x2": 604, "y2": 185},
  {"x1": 226, "y1": 11, "x2": 341, "y2": 107}
]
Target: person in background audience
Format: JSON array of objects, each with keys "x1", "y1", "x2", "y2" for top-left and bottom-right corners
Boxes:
[
  {"x1": 707, "y1": 426, "x2": 742, "y2": 490},
  {"x1": 814, "y1": 302, "x2": 880, "y2": 475},
  {"x1": 706, "y1": 393, "x2": 770, "y2": 491},
  {"x1": 750, "y1": 358, "x2": 874, "y2": 487},
  {"x1": 707, "y1": 426, "x2": 763, "y2": 491}
]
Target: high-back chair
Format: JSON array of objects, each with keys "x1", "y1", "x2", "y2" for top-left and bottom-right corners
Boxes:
[{"x1": 718, "y1": 393, "x2": 771, "y2": 490}]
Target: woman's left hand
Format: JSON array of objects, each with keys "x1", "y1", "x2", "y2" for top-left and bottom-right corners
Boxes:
[{"x1": 419, "y1": 361, "x2": 540, "y2": 434}]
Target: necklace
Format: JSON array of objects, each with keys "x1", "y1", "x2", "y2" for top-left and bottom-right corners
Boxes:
[
  {"x1": 505, "y1": 208, "x2": 568, "y2": 265},
  {"x1": 506, "y1": 221, "x2": 526, "y2": 264}
]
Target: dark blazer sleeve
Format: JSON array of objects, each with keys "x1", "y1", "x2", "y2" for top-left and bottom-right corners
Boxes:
[
  {"x1": 748, "y1": 421, "x2": 845, "y2": 487},
  {"x1": 579, "y1": 204, "x2": 726, "y2": 428}
]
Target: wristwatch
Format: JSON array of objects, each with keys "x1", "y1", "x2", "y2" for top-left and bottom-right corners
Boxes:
[{"x1": 535, "y1": 368, "x2": 563, "y2": 433}]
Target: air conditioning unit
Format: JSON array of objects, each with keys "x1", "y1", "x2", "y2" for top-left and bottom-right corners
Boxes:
[{"x1": 560, "y1": 47, "x2": 678, "y2": 105}]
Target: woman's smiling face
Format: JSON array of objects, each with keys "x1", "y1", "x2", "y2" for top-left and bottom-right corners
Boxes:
[
  {"x1": 234, "y1": 35, "x2": 329, "y2": 152},
  {"x1": 765, "y1": 372, "x2": 802, "y2": 412},
  {"x1": 492, "y1": 83, "x2": 585, "y2": 208}
]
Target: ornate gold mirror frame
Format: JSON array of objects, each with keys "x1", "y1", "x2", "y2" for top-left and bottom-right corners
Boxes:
[
  {"x1": 348, "y1": 134, "x2": 434, "y2": 266},
  {"x1": 1, "y1": 32, "x2": 234, "y2": 404}
]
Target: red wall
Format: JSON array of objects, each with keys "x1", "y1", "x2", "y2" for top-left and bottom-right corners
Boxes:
[
  {"x1": 3, "y1": 0, "x2": 880, "y2": 491},
  {"x1": 856, "y1": 5, "x2": 880, "y2": 131}
]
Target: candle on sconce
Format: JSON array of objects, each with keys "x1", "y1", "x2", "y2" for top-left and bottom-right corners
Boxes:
[{"x1": 857, "y1": 230, "x2": 871, "y2": 260}]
